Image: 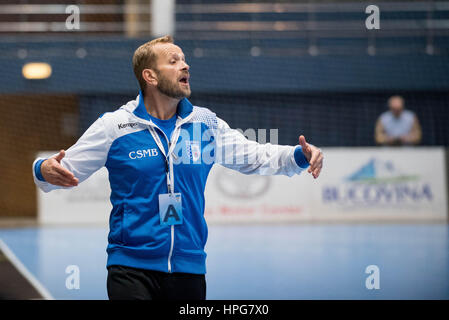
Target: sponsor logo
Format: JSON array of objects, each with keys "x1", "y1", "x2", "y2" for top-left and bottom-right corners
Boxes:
[
  {"x1": 185, "y1": 140, "x2": 201, "y2": 162},
  {"x1": 129, "y1": 148, "x2": 158, "y2": 159},
  {"x1": 118, "y1": 122, "x2": 139, "y2": 130},
  {"x1": 322, "y1": 158, "x2": 432, "y2": 207}
]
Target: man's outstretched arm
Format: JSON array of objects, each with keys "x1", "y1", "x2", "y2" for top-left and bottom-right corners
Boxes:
[
  {"x1": 32, "y1": 116, "x2": 111, "y2": 192},
  {"x1": 213, "y1": 117, "x2": 323, "y2": 178}
]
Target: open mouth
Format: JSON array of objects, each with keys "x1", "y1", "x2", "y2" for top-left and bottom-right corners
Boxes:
[{"x1": 179, "y1": 75, "x2": 189, "y2": 85}]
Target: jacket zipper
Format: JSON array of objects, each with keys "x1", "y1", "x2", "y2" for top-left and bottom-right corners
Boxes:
[
  {"x1": 157, "y1": 128, "x2": 175, "y2": 273},
  {"x1": 165, "y1": 141, "x2": 174, "y2": 274},
  {"x1": 153, "y1": 123, "x2": 182, "y2": 274},
  {"x1": 133, "y1": 111, "x2": 194, "y2": 273}
]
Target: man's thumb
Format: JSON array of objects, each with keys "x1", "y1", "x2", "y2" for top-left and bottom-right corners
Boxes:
[
  {"x1": 299, "y1": 135, "x2": 308, "y2": 151},
  {"x1": 54, "y1": 150, "x2": 65, "y2": 162}
]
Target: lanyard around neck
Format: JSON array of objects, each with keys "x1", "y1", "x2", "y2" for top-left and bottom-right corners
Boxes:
[{"x1": 148, "y1": 121, "x2": 182, "y2": 195}]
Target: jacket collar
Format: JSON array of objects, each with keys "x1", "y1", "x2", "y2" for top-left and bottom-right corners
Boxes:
[{"x1": 133, "y1": 91, "x2": 194, "y2": 121}]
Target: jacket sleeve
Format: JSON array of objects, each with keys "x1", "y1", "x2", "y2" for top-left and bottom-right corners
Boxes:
[
  {"x1": 32, "y1": 116, "x2": 111, "y2": 193},
  {"x1": 213, "y1": 117, "x2": 309, "y2": 176}
]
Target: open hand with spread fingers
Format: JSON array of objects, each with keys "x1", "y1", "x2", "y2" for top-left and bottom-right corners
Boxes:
[{"x1": 298, "y1": 135, "x2": 323, "y2": 179}]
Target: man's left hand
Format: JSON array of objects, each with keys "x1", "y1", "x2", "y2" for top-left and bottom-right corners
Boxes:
[{"x1": 299, "y1": 135, "x2": 323, "y2": 179}]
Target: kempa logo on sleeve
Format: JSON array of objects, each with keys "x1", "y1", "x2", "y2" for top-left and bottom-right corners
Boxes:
[
  {"x1": 118, "y1": 122, "x2": 139, "y2": 130},
  {"x1": 129, "y1": 148, "x2": 159, "y2": 159}
]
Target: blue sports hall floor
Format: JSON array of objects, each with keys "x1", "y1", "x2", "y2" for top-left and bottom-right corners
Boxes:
[{"x1": 0, "y1": 224, "x2": 448, "y2": 300}]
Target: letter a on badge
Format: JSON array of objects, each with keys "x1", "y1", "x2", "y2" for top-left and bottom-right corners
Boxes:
[
  {"x1": 164, "y1": 204, "x2": 180, "y2": 223},
  {"x1": 159, "y1": 193, "x2": 183, "y2": 226}
]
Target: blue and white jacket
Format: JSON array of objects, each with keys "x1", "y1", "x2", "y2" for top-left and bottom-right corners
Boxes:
[{"x1": 32, "y1": 93, "x2": 309, "y2": 274}]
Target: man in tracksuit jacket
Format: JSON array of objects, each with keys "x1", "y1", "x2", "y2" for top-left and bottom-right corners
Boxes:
[{"x1": 32, "y1": 36, "x2": 324, "y2": 300}]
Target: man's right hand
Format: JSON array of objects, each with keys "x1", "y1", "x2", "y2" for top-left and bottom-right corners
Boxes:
[{"x1": 40, "y1": 150, "x2": 79, "y2": 187}]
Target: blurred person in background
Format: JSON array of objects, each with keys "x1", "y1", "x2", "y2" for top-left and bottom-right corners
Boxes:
[{"x1": 375, "y1": 95, "x2": 422, "y2": 146}]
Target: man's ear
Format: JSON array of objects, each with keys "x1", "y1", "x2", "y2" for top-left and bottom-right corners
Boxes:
[{"x1": 142, "y1": 69, "x2": 158, "y2": 86}]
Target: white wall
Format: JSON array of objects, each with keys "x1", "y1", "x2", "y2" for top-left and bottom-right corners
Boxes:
[{"x1": 37, "y1": 147, "x2": 448, "y2": 225}]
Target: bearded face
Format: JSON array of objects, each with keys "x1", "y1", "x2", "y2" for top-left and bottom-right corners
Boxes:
[
  {"x1": 148, "y1": 43, "x2": 191, "y2": 100},
  {"x1": 155, "y1": 68, "x2": 191, "y2": 99}
]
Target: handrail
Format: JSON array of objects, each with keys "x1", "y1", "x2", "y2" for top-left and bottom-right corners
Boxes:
[
  {"x1": 0, "y1": 2, "x2": 447, "y2": 14},
  {"x1": 0, "y1": 1, "x2": 447, "y2": 37}
]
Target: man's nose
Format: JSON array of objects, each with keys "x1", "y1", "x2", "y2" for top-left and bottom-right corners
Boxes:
[{"x1": 181, "y1": 61, "x2": 190, "y2": 71}]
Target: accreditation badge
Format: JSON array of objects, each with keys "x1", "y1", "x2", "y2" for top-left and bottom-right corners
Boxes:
[{"x1": 159, "y1": 193, "x2": 183, "y2": 226}]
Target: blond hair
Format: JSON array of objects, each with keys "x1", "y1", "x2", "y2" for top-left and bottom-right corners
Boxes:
[{"x1": 132, "y1": 35, "x2": 174, "y2": 92}]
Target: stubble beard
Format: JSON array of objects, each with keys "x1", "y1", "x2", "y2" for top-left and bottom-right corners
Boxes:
[{"x1": 156, "y1": 72, "x2": 191, "y2": 99}]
